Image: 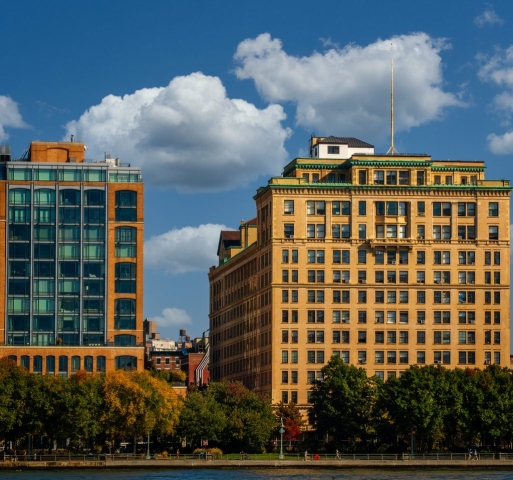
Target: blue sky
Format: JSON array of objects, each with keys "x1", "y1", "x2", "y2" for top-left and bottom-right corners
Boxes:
[{"x1": 2, "y1": 1, "x2": 513, "y2": 342}]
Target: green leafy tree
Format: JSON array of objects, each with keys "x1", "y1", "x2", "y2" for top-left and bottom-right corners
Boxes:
[
  {"x1": 176, "y1": 388, "x2": 226, "y2": 444},
  {"x1": 309, "y1": 356, "x2": 379, "y2": 448}
]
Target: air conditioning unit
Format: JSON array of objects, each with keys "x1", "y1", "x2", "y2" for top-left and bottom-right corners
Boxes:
[
  {"x1": 417, "y1": 236, "x2": 425, "y2": 240},
  {"x1": 358, "y1": 360, "x2": 366, "y2": 364},
  {"x1": 418, "y1": 319, "x2": 425, "y2": 324},
  {"x1": 342, "y1": 279, "x2": 348, "y2": 283},
  {"x1": 434, "y1": 360, "x2": 441, "y2": 364},
  {"x1": 485, "y1": 360, "x2": 490, "y2": 365},
  {"x1": 419, "y1": 212, "x2": 425, "y2": 216},
  {"x1": 286, "y1": 235, "x2": 294, "y2": 239},
  {"x1": 359, "y1": 280, "x2": 366, "y2": 284},
  {"x1": 434, "y1": 280, "x2": 441, "y2": 284},
  {"x1": 470, "y1": 281, "x2": 475, "y2": 284}
]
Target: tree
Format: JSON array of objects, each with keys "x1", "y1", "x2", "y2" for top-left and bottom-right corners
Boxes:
[
  {"x1": 309, "y1": 356, "x2": 379, "y2": 448},
  {"x1": 176, "y1": 388, "x2": 226, "y2": 444},
  {"x1": 274, "y1": 401, "x2": 304, "y2": 447},
  {"x1": 209, "y1": 382, "x2": 275, "y2": 452}
]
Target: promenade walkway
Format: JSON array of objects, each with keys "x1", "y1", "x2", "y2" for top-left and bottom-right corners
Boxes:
[{"x1": 2, "y1": 453, "x2": 513, "y2": 470}]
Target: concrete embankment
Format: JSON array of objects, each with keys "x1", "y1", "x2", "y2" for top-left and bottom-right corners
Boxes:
[{"x1": 1, "y1": 459, "x2": 513, "y2": 470}]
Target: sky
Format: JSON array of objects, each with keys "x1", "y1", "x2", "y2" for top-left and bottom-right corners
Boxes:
[{"x1": 2, "y1": 1, "x2": 513, "y2": 342}]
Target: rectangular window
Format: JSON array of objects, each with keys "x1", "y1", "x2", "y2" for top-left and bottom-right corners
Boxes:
[
  {"x1": 284, "y1": 200, "x2": 294, "y2": 214},
  {"x1": 358, "y1": 201, "x2": 366, "y2": 215},
  {"x1": 327, "y1": 145, "x2": 340, "y2": 154},
  {"x1": 489, "y1": 202, "x2": 499, "y2": 217}
]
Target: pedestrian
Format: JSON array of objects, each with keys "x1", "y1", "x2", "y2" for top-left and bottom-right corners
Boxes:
[
  {"x1": 467, "y1": 447, "x2": 472, "y2": 460},
  {"x1": 176, "y1": 448, "x2": 180, "y2": 459},
  {"x1": 474, "y1": 448, "x2": 478, "y2": 460},
  {"x1": 335, "y1": 449, "x2": 341, "y2": 460},
  {"x1": 304, "y1": 449, "x2": 308, "y2": 461}
]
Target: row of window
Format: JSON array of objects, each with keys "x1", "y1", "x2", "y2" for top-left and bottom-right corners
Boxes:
[
  {"x1": 284, "y1": 223, "x2": 501, "y2": 240},
  {"x1": 281, "y1": 329, "x2": 501, "y2": 345},
  {"x1": 283, "y1": 200, "x2": 498, "y2": 217},
  {"x1": 282, "y1": 309, "x2": 501, "y2": 325},
  {"x1": 283, "y1": 269, "x2": 500, "y2": 285},
  {"x1": 7, "y1": 354, "x2": 137, "y2": 374},
  {"x1": 281, "y1": 349, "x2": 501, "y2": 366},
  {"x1": 282, "y1": 249, "x2": 501, "y2": 265},
  {"x1": 9, "y1": 226, "x2": 137, "y2": 258},
  {"x1": 8, "y1": 166, "x2": 141, "y2": 183},
  {"x1": 281, "y1": 289, "x2": 502, "y2": 305}
]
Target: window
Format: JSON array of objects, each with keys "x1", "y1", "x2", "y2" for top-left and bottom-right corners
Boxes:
[
  {"x1": 417, "y1": 291, "x2": 425, "y2": 304},
  {"x1": 489, "y1": 226, "x2": 498, "y2": 240},
  {"x1": 417, "y1": 331, "x2": 425, "y2": 344},
  {"x1": 417, "y1": 201, "x2": 425, "y2": 215},
  {"x1": 358, "y1": 250, "x2": 367, "y2": 264},
  {"x1": 417, "y1": 311, "x2": 426, "y2": 324},
  {"x1": 292, "y1": 250, "x2": 298, "y2": 263},
  {"x1": 114, "y1": 334, "x2": 136, "y2": 346},
  {"x1": 115, "y1": 263, "x2": 136, "y2": 294},
  {"x1": 433, "y1": 202, "x2": 451, "y2": 216},
  {"x1": 284, "y1": 224, "x2": 294, "y2": 238},
  {"x1": 284, "y1": 200, "x2": 294, "y2": 214},
  {"x1": 307, "y1": 201, "x2": 326, "y2": 215},
  {"x1": 114, "y1": 299, "x2": 136, "y2": 330},
  {"x1": 458, "y1": 202, "x2": 476, "y2": 217},
  {"x1": 375, "y1": 331, "x2": 384, "y2": 344},
  {"x1": 358, "y1": 201, "x2": 366, "y2": 215},
  {"x1": 115, "y1": 191, "x2": 137, "y2": 221},
  {"x1": 359, "y1": 170, "x2": 367, "y2": 185},
  {"x1": 387, "y1": 351, "x2": 397, "y2": 364},
  {"x1": 489, "y1": 202, "x2": 499, "y2": 217},
  {"x1": 399, "y1": 171, "x2": 410, "y2": 185},
  {"x1": 115, "y1": 356, "x2": 137, "y2": 370},
  {"x1": 375, "y1": 351, "x2": 384, "y2": 364},
  {"x1": 374, "y1": 170, "x2": 384, "y2": 185},
  {"x1": 327, "y1": 145, "x2": 340, "y2": 154},
  {"x1": 358, "y1": 224, "x2": 366, "y2": 239},
  {"x1": 417, "y1": 251, "x2": 425, "y2": 265}
]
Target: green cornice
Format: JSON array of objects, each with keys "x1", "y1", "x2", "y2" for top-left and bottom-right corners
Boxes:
[
  {"x1": 431, "y1": 165, "x2": 486, "y2": 172},
  {"x1": 348, "y1": 160, "x2": 432, "y2": 168},
  {"x1": 254, "y1": 183, "x2": 512, "y2": 199}
]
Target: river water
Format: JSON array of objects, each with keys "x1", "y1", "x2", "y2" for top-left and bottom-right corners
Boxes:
[{"x1": 2, "y1": 470, "x2": 513, "y2": 480}]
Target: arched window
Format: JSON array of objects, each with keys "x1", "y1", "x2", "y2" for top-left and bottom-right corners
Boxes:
[
  {"x1": 33, "y1": 355, "x2": 43, "y2": 374},
  {"x1": 20, "y1": 355, "x2": 30, "y2": 370},
  {"x1": 71, "y1": 356, "x2": 81, "y2": 373},
  {"x1": 84, "y1": 356, "x2": 93, "y2": 373},
  {"x1": 114, "y1": 334, "x2": 136, "y2": 347},
  {"x1": 115, "y1": 299, "x2": 136, "y2": 330},
  {"x1": 46, "y1": 355, "x2": 55, "y2": 375},
  {"x1": 115, "y1": 227, "x2": 136, "y2": 257},
  {"x1": 8, "y1": 355, "x2": 17, "y2": 364},
  {"x1": 115, "y1": 356, "x2": 137, "y2": 370},
  {"x1": 96, "y1": 356, "x2": 106, "y2": 373},
  {"x1": 115, "y1": 191, "x2": 137, "y2": 221},
  {"x1": 115, "y1": 263, "x2": 136, "y2": 293},
  {"x1": 58, "y1": 355, "x2": 68, "y2": 377},
  {"x1": 84, "y1": 189, "x2": 105, "y2": 206}
]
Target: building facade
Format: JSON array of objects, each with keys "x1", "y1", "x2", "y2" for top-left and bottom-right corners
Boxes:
[
  {"x1": 0, "y1": 140, "x2": 144, "y2": 374},
  {"x1": 209, "y1": 136, "x2": 511, "y2": 408}
]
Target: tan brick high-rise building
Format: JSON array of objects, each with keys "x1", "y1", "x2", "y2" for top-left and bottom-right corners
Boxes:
[
  {"x1": 209, "y1": 135, "x2": 511, "y2": 408},
  {"x1": 0, "y1": 140, "x2": 144, "y2": 374}
]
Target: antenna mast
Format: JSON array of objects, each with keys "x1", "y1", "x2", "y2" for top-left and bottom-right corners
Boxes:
[{"x1": 387, "y1": 55, "x2": 398, "y2": 155}]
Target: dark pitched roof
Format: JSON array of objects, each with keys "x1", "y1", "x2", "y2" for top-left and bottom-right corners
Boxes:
[
  {"x1": 242, "y1": 217, "x2": 257, "y2": 226},
  {"x1": 317, "y1": 136, "x2": 374, "y2": 148},
  {"x1": 217, "y1": 230, "x2": 240, "y2": 256}
]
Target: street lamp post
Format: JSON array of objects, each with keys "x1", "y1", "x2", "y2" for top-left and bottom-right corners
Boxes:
[
  {"x1": 146, "y1": 432, "x2": 151, "y2": 460},
  {"x1": 279, "y1": 417, "x2": 285, "y2": 460}
]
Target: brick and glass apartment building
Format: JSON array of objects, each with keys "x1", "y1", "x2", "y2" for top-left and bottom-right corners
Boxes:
[
  {"x1": 208, "y1": 136, "x2": 511, "y2": 407},
  {"x1": 0, "y1": 140, "x2": 144, "y2": 374}
]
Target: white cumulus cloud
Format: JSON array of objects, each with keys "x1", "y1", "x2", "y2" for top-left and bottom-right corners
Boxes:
[
  {"x1": 234, "y1": 33, "x2": 463, "y2": 142},
  {"x1": 64, "y1": 73, "x2": 291, "y2": 192},
  {"x1": 0, "y1": 96, "x2": 28, "y2": 141},
  {"x1": 153, "y1": 307, "x2": 192, "y2": 328},
  {"x1": 145, "y1": 223, "x2": 229, "y2": 274},
  {"x1": 474, "y1": 5, "x2": 504, "y2": 28},
  {"x1": 478, "y1": 46, "x2": 513, "y2": 154}
]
